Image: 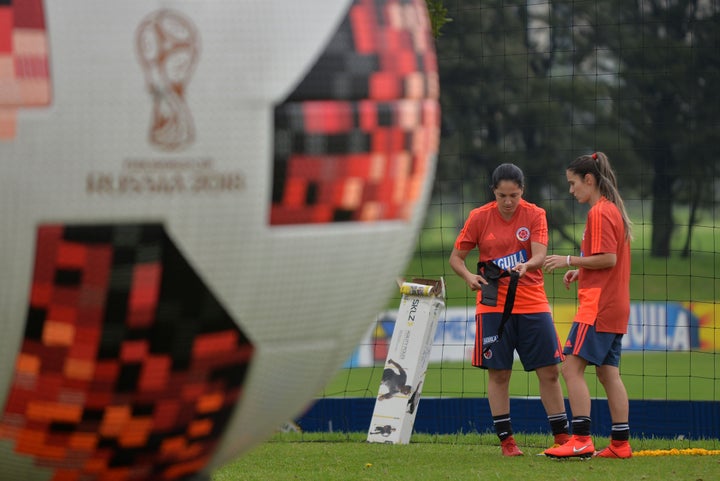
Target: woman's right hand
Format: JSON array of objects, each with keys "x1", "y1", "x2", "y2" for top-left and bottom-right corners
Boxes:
[{"x1": 467, "y1": 274, "x2": 487, "y2": 291}]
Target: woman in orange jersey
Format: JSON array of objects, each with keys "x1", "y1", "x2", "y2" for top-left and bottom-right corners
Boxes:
[
  {"x1": 542, "y1": 152, "x2": 633, "y2": 459},
  {"x1": 449, "y1": 163, "x2": 569, "y2": 457}
]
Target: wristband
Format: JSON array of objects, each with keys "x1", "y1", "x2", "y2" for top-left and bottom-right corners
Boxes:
[{"x1": 566, "y1": 255, "x2": 571, "y2": 267}]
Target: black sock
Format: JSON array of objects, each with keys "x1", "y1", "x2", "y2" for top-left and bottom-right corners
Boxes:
[
  {"x1": 611, "y1": 422, "x2": 630, "y2": 441},
  {"x1": 548, "y1": 413, "x2": 569, "y2": 436},
  {"x1": 493, "y1": 414, "x2": 513, "y2": 441},
  {"x1": 571, "y1": 416, "x2": 591, "y2": 437}
]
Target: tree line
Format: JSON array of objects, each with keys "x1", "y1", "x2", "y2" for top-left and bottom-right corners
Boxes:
[{"x1": 426, "y1": 0, "x2": 719, "y2": 257}]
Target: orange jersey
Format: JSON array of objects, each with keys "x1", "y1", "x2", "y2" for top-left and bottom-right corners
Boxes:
[
  {"x1": 454, "y1": 199, "x2": 550, "y2": 314},
  {"x1": 575, "y1": 197, "x2": 631, "y2": 333}
]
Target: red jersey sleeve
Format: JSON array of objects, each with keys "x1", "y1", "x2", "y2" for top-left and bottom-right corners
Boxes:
[
  {"x1": 454, "y1": 205, "x2": 490, "y2": 251},
  {"x1": 530, "y1": 206, "x2": 549, "y2": 246}
]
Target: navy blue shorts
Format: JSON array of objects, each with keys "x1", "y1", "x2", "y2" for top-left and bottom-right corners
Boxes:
[
  {"x1": 473, "y1": 312, "x2": 563, "y2": 371},
  {"x1": 563, "y1": 322, "x2": 623, "y2": 367}
]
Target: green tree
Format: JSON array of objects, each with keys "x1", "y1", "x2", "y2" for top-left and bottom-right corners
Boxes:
[
  {"x1": 576, "y1": 0, "x2": 720, "y2": 257},
  {"x1": 435, "y1": 0, "x2": 625, "y2": 245},
  {"x1": 432, "y1": 0, "x2": 719, "y2": 257},
  {"x1": 425, "y1": 0, "x2": 452, "y2": 38}
]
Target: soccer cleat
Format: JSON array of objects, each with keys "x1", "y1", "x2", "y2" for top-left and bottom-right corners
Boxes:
[
  {"x1": 536, "y1": 434, "x2": 573, "y2": 456},
  {"x1": 500, "y1": 436, "x2": 524, "y2": 456},
  {"x1": 595, "y1": 441, "x2": 633, "y2": 459},
  {"x1": 543, "y1": 434, "x2": 595, "y2": 459}
]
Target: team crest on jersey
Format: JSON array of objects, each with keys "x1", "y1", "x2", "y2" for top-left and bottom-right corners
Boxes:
[
  {"x1": 516, "y1": 226, "x2": 530, "y2": 242},
  {"x1": 483, "y1": 349, "x2": 493, "y2": 360}
]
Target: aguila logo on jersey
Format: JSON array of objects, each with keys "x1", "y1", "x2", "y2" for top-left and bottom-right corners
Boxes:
[
  {"x1": 516, "y1": 226, "x2": 530, "y2": 242},
  {"x1": 493, "y1": 249, "x2": 528, "y2": 270}
]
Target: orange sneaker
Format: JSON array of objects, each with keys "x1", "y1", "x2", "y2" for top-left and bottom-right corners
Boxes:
[
  {"x1": 500, "y1": 436, "x2": 524, "y2": 456},
  {"x1": 544, "y1": 434, "x2": 594, "y2": 459},
  {"x1": 595, "y1": 440, "x2": 632, "y2": 459}
]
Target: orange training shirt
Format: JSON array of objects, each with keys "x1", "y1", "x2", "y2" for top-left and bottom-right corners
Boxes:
[
  {"x1": 454, "y1": 199, "x2": 550, "y2": 314},
  {"x1": 574, "y1": 197, "x2": 631, "y2": 333}
]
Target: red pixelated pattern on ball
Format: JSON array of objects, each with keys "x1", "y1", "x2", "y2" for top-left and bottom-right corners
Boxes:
[
  {"x1": 271, "y1": 0, "x2": 440, "y2": 225},
  {"x1": 0, "y1": 0, "x2": 50, "y2": 138},
  {"x1": 0, "y1": 224, "x2": 254, "y2": 480}
]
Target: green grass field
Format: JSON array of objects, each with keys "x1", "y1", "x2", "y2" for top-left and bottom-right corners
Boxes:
[
  {"x1": 322, "y1": 352, "x2": 720, "y2": 401},
  {"x1": 213, "y1": 432, "x2": 720, "y2": 481}
]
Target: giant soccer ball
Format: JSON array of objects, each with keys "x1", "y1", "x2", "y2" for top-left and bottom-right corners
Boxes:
[{"x1": 0, "y1": 0, "x2": 439, "y2": 479}]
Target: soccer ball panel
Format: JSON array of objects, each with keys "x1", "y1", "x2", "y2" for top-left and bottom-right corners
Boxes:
[
  {"x1": 0, "y1": 0, "x2": 439, "y2": 478},
  {"x1": 1, "y1": 224, "x2": 254, "y2": 478}
]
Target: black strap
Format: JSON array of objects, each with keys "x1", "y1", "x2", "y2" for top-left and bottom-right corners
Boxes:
[{"x1": 483, "y1": 270, "x2": 520, "y2": 354}]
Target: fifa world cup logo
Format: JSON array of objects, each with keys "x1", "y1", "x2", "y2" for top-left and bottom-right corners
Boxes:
[{"x1": 136, "y1": 10, "x2": 200, "y2": 151}]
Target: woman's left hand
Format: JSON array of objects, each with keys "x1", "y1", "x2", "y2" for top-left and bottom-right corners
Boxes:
[
  {"x1": 511, "y1": 263, "x2": 527, "y2": 278},
  {"x1": 543, "y1": 255, "x2": 567, "y2": 273}
]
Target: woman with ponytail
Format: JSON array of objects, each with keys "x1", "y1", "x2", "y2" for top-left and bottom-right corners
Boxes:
[{"x1": 542, "y1": 152, "x2": 633, "y2": 459}]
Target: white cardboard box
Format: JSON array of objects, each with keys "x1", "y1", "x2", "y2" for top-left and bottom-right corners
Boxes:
[{"x1": 367, "y1": 278, "x2": 445, "y2": 444}]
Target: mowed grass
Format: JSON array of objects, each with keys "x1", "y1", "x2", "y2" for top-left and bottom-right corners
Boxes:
[
  {"x1": 322, "y1": 352, "x2": 720, "y2": 401},
  {"x1": 213, "y1": 432, "x2": 720, "y2": 481}
]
